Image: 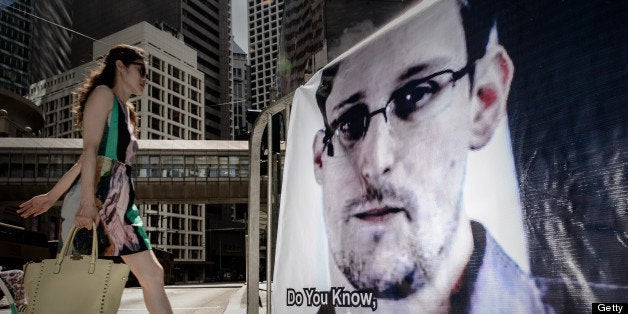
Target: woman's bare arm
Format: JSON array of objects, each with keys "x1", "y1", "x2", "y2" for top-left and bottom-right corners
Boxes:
[
  {"x1": 75, "y1": 86, "x2": 114, "y2": 230},
  {"x1": 18, "y1": 155, "x2": 83, "y2": 218}
]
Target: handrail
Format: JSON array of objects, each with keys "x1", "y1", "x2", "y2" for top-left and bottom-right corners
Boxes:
[{"x1": 247, "y1": 91, "x2": 293, "y2": 314}]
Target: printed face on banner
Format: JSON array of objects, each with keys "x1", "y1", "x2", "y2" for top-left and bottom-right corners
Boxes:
[
  {"x1": 312, "y1": 0, "x2": 513, "y2": 300},
  {"x1": 315, "y1": 0, "x2": 471, "y2": 298}
]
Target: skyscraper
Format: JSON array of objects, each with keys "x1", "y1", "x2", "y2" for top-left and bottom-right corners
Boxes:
[
  {"x1": 29, "y1": 22, "x2": 205, "y2": 140},
  {"x1": 0, "y1": 0, "x2": 33, "y2": 95},
  {"x1": 68, "y1": 0, "x2": 232, "y2": 139},
  {"x1": 231, "y1": 41, "x2": 250, "y2": 140},
  {"x1": 247, "y1": 0, "x2": 284, "y2": 110},
  {"x1": 28, "y1": 0, "x2": 72, "y2": 84},
  {"x1": 277, "y1": 0, "x2": 324, "y2": 94}
]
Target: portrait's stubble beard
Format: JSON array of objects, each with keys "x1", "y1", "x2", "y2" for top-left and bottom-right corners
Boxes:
[{"x1": 324, "y1": 179, "x2": 462, "y2": 299}]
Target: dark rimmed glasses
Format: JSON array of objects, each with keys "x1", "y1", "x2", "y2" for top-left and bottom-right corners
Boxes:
[
  {"x1": 129, "y1": 61, "x2": 148, "y2": 78},
  {"x1": 323, "y1": 63, "x2": 474, "y2": 157}
]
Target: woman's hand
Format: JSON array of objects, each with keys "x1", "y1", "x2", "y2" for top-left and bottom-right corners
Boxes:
[
  {"x1": 75, "y1": 198, "x2": 100, "y2": 230},
  {"x1": 17, "y1": 194, "x2": 55, "y2": 218}
]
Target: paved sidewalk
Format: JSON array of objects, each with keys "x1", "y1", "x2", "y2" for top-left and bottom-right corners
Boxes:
[
  {"x1": 224, "y1": 282, "x2": 268, "y2": 313},
  {"x1": 1, "y1": 282, "x2": 271, "y2": 313}
]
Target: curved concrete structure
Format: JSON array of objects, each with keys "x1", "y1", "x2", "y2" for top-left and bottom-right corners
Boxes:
[{"x1": 0, "y1": 88, "x2": 45, "y2": 137}]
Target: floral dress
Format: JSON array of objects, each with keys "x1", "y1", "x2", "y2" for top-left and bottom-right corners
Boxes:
[{"x1": 61, "y1": 94, "x2": 151, "y2": 256}]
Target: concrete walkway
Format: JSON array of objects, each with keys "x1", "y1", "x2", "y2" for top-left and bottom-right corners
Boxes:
[{"x1": 224, "y1": 282, "x2": 268, "y2": 313}]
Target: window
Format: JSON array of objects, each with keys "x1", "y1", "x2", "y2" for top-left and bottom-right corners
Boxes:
[
  {"x1": 150, "y1": 86, "x2": 162, "y2": 101},
  {"x1": 185, "y1": 156, "x2": 195, "y2": 176},
  {"x1": 171, "y1": 66, "x2": 182, "y2": 80},
  {"x1": 150, "y1": 101, "x2": 160, "y2": 115},
  {"x1": 188, "y1": 220, "x2": 201, "y2": 233},
  {"x1": 150, "y1": 156, "x2": 160, "y2": 177},
  {"x1": 151, "y1": 56, "x2": 162, "y2": 70},
  {"x1": 172, "y1": 156, "x2": 184, "y2": 177},
  {"x1": 171, "y1": 125, "x2": 181, "y2": 138},
  {"x1": 0, "y1": 155, "x2": 9, "y2": 177},
  {"x1": 19, "y1": 154, "x2": 34, "y2": 178},
  {"x1": 37, "y1": 155, "x2": 49, "y2": 177},
  {"x1": 151, "y1": 71, "x2": 161, "y2": 85},
  {"x1": 190, "y1": 118, "x2": 199, "y2": 130},
  {"x1": 171, "y1": 81, "x2": 182, "y2": 95},
  {"x1": 149, "y1": 232, "x2": 160, "y2": 245},
  {"x1": 190, "y1": 76, "x2": 199, "y2": 88},
  {"x1": 189, "y1": 89, "x2": 199, "y2": 102},
  {"x1": 150, "y1": 117, "x2": 161, "y2": 131},
  {"x1": 171, "y1": 95, "x2": 182, "y2": 109}
]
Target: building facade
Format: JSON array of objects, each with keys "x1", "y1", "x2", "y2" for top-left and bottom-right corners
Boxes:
[
  {"x1": 277, "y1": 0, "x2": 325, "y2": 95},
  {"x1": 28, "y1": 0, "x2": 73, "y2": 84},
  {"x1": 247, "y1": 0, "x2": 284, "y2": 110},
  {"x1": 69, "y1": 0, "x2": 232, "y2": 140},
  {"x1": 231, "y1": 41, "x2": 250, "y2": 140},
  {"x1": 94, "y1": 22, "x2": 206, "y2": 141},
  {"x1": 0, "y1": 0, "x2": 32, "y2": 95},
  {"x1": 29, "y1": 22, "x2": 206, "y2": 142},
  {"x1": 277, "y1": 0, "x2": 421, "y2": 96}
]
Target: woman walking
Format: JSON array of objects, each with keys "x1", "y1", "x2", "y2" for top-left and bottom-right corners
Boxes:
[{"x1": 19, "y1": 44, "x2": 172, "y2": 314}]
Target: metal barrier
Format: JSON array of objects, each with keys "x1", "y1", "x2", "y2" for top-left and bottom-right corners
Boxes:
[{"x1": 247, "y1": 92, "x2": 293, "y2": 314}]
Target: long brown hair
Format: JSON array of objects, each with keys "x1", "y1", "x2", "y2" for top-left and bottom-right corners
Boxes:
[{"x1": 72, "y1": 44, "x2": 146, "y2": 132}]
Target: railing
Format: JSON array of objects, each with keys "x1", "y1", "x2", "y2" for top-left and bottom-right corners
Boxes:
[{"x1": 247, "y1": 91, "x2": 293, "y2": 314}]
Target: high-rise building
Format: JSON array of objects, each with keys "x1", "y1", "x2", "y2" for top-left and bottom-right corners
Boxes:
[
  {"x1": 69, "y1": 0, "x2": 232, "y2": 140},
  {"x1": 181, "y1": 0, "x2": 232, "y2": 140},
  {"x1": 231, "y1": 41, "x2": 250, "y2": 140},
  {"x1": 247, "y1": 0, "x2": 284, "y2": 109},
  {"x1": 29, "y1": 22, "x2": 205, "y2": 141},
  {"x1": 277, "y1": 0, "x2": 421, "y2": 95},
  {"x1": 27, "y1": 63, "x2": 88, "y2": 138},
  {"x1": 0, "y1": 0, "x2": 33, "y2": 95},
  {"x1": 277, "y1": 0, "x2": 325, "y2": 94},
  {"x1": 28, "y1": 0, "x2": 72, "y2": 84}
]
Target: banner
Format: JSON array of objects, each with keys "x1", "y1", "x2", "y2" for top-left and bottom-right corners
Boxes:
[{"x1": 273, "y1": 0, "x2": 627, "y2": 312}]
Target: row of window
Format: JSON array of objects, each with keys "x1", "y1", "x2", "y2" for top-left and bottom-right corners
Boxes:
[
  {"x1": 0, "y1": 25, "x2": 29, "y2": 46},
  {"x1": 135, "y1": 155, "x2": 249, "y2": 178},
  {"x1": 146, "y1": 234, "x2": 204, "y2": 260},
  {"x1": 248, "y1": 0, "x2": 282, "y2": 16},
  {"x1": 0, "y1": 153, "x2": 250, "y2": 179},
  {"x1": 0, "y1": 37, "x2": 28, "y2": 58},
  {"x1": 42, "y1": 96, "x2": 73, "y2": 113},
  {"x1": 148, "y1": 83, "x2": 202, "y2": 105},
  {"x1": 150, "y1": 55, "x2": 202, "y2": 89},
  {"x1": 44, "y1": 120, "x2": 74, "y2": 138},
  {"x1": 145, "y1": 203, "x2": 203, "y2": 216},
  {"x1": 1, "y1": 52, "x2": 28, "y2": 72},
  {"x1": 146, "y1": 215, "x2": 203, "y2": 232},
  {"x1": 145, "y1": 116, "x2": 203, "y2": 140}
]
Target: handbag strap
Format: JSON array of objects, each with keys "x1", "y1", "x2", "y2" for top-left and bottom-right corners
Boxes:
[{"x1": 55, "y1": 223, "x2": 99, "y2": 274}]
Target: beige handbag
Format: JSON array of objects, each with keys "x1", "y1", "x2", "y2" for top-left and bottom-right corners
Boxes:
[{"x1": 23, "y1": 223, "x2": 130, "y2": 314}]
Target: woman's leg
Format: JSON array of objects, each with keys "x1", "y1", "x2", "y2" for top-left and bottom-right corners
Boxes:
[{"x1": 121, "y1": 250, "x2": 173, "y2": 314}]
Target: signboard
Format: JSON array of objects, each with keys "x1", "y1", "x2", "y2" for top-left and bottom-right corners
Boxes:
[{"x1": 273, "y1": 0, "x2": 627, "y2": 312}]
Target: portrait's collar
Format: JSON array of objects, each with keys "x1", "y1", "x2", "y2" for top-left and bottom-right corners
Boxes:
[{"x1": 449, "y1": 221, "x2": 487, "y2": 312}]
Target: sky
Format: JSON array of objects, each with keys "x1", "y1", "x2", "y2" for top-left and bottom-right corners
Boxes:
[{"x1": 232, "y1": 0, "x2": 249, "y2": 53}]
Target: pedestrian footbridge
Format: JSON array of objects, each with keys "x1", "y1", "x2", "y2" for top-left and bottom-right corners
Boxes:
[{"x1": 0, "y1": 138, "x2": 268, "y2": 205}]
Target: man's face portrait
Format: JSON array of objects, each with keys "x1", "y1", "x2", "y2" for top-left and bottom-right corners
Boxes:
[{"x1": 313, "y1": 0, "x2": 513, "y2": 299}]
